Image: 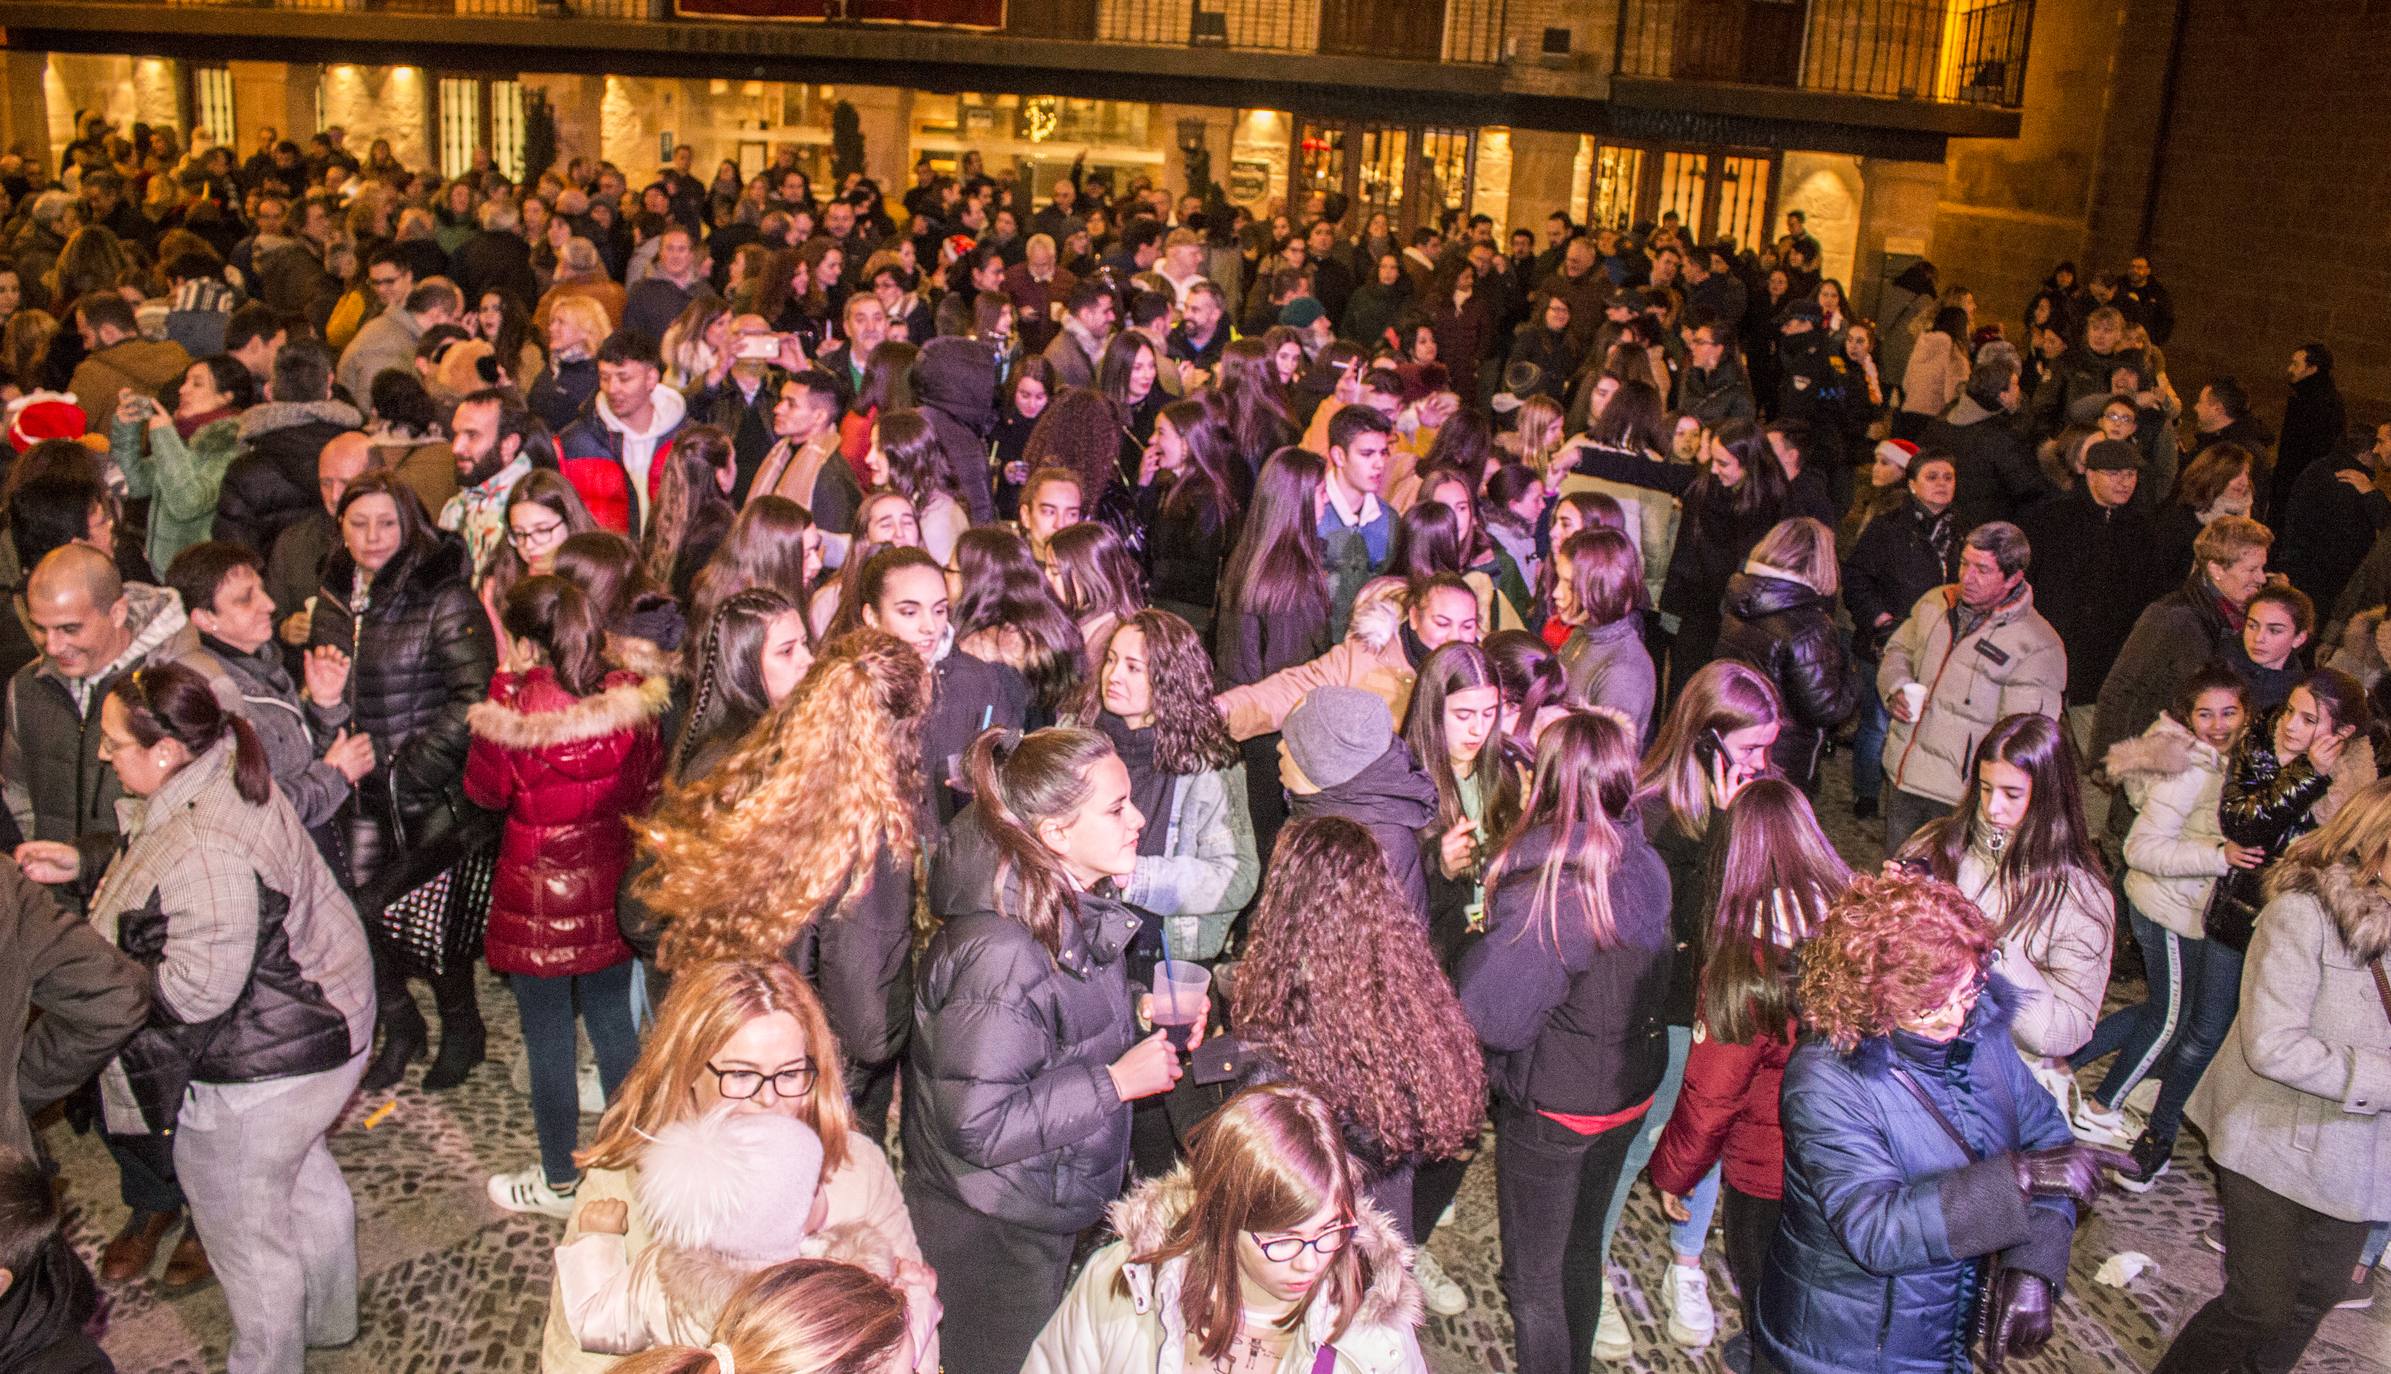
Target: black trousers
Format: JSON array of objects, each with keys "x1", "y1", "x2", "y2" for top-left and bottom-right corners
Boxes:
[
  {"x1": 2154, "y1": 1166, "x2": 2370, "y2": 1374},
  {"x1": 1720, "y1": 1184, "x2": 1782, "y2": 1339},
  {"x1": 903, "y1": 1179, "x2": 1078, "y2": 1374},
  {"x1": 1493, "y1": 1101, "x2": 1643, "y2": 1374}
]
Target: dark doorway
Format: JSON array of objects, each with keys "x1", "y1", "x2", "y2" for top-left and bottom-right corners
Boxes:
[{"x1": 1320, "y1": 0, "x2": 1444, "y2": 61}]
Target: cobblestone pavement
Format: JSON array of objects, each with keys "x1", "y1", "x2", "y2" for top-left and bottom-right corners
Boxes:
[{"x1": 58, "y1": 760, "x2": 2391, "y2": 1373}]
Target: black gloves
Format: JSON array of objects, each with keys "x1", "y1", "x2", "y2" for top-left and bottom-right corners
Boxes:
[
  {"x1": 2011, "y1": 1143, "x2": 2133, "y2": 1208},
  {"x1": 1981, "y1": 1269, "x2": 2053, "y2": 1371}
]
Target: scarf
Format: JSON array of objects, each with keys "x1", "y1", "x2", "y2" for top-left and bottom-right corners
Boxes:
[
  {"x1": 174, "y1": 404, "x2": 237, "y2": 441},
  {"x1": 1914, "y1": 498, "x2": 1955, "y2": 572},
  {"x1": 2204, "y1": 575, "x2": 2247, "y2": 635},
  {"x1": 1096, "y1": 711, "x2": 1176, "y2": 860}
]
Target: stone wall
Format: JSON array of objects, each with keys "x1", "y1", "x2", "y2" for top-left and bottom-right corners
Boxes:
[
  {"x1": 42, "y1": 54, "x2": 183, "y2": 167},
  {"x1": 317, "y1": 62, "x2": 430, "y2": 171}
]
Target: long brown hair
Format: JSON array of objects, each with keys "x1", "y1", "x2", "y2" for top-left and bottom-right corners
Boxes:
[
  {"x1": 1898, "y1": 713, "x2": 2105, "y2": 957},
  {"x1": 690, "y1": 496, "x2": 818, "y2": 642},
  {"x1": 1698, "y1": 778, "x2": 1850, "y2": 1044},
  {"x1": 1232, "y1": 819, "x2": 1485, "y2": 1163},
  {"x1": 1404, "y1": 642, "x2": 1522, "y2": 841},
  {"x1": 1218, "y1": 447, "x2": 1330, "y2": 622},
  {"x1": 1067, "y1": 609, "x2": 1236, "y2": 776},
  {"x1": 642, "y1": 423, "x2": 738, "y2": 590},
  {"x1": 609, "y1": 1259, "x2": 906, "y2": 1374},
  {"x1": 579, "y1": 960, "x2": 853, "y2": 1174},
  {"x1": 1636, "y1": 660, "x2": 1784, "y2": 842},
  {"x1": 1490, "y1": 710, "x2": 1638, "y2": 949},
  {"x1": 964, "y1": 726, "x2": 1120, "y2": 958},
  {"x1": 638, "y1": 631, "x2": 927, "y2": 970},
  {"x1": 1126, "y1": 1085, "x2": 1368, "y2": 1361}
]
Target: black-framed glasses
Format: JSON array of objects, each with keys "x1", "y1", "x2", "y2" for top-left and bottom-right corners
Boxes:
[
  {"x1": 1251, "y1": 1222, "x2": 1356, "y2": 1263},
  {"x1": 704, "y1": 1060, "x2": 816, "y2": 1100},
  {"x1": 508, "y1": 520, "x2": 567, "y2": 547}
]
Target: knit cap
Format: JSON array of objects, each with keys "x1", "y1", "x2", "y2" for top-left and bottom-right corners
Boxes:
[
  {"x1": 1283, "y1": 686, "x2": 1394, "y2": 791},
  {"x1": 1278, "y1": 297, "x2": 1326, "y2": 329},
  {"x1": 634, "y1": 1108, "x2": 824, "y2": 1266}
]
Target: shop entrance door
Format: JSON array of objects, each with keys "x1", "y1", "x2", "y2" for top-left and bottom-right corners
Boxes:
[
  {"x1": 1297, "y1": 119, "x2": 1475, "y2": 235},
  {"x1": 1587, "y1": 138, "x2": 1778, "y2": 251}
]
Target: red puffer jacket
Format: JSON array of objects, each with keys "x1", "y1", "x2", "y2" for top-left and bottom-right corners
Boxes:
[
  {"x1": 464, "y1": 666, "x2": 668, "y2": 977},
  {"x1": 1648, "y1": 1013, "x2": 1796, "y2": 1200}
]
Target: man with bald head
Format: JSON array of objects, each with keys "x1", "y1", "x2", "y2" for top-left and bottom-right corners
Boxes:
[
  {"x1": 268, "y1": 430, "x2": 374, "y2": 640},
  {"x1": 4, "y1": 545, "x2": 232, "y2": 890}
]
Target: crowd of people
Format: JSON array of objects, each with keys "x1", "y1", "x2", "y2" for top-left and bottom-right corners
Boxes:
[{"x1": 0, "y1": 110, "x2": 2385, "y2": 1374}]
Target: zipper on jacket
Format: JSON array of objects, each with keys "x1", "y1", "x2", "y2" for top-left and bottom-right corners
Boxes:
[{"x1": 1874, "y1": 1278, "x2": 1895, "y2": 1351}]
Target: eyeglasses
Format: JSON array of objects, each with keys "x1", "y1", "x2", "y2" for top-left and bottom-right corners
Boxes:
[
  {"x1": 369, "y1": 274, "x2": 403, "y2": 289},
  {"x1": 508, "y1": 521, "x2": 567, "y2": 547},
  {"x1": 704, "y1": 1060, "x2": 817, "y2": 1100},
  {"x1": 1251, "y1": 1223, "x2": 1355, "y2": 1263}
]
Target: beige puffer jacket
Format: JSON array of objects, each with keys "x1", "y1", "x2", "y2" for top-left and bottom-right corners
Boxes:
[
  {"x1": 2107, "y1": 712, "x2": 2232, "y2": 939},
  {"x1": 1878, "y1": 582, "x2": 2067, "y2": 806}
]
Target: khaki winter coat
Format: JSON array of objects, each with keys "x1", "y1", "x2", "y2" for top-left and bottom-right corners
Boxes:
[{"x1": 1877, "y1": 583, "x2": 2067, "y2": 806}]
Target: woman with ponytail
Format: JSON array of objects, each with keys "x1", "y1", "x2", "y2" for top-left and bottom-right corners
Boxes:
[
  {"x1": 636, "y1": 629, "x2": 929, "y2": 1095},
  {"x1": 35, "y1": 659, "x2": 375, "y2": 1371},
  {"x1": 1454, "y1": 710, "x2": 1673, "y2": 1374},
  {"x1": 467, "y1": 575, "x2": 671, "y2": 1218},
  {"x1": 904, "y1": 726, "x2": 1188, "y2": 1374}
]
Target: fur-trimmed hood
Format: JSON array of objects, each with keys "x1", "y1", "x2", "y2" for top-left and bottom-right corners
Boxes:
[
  {"x1": 2105, "y1": 710, "x2": 2218, "y2": 786},
  {"x1": 468, "y1": 667, "x2": 669, "y2": 759},
  {"x1": 1345, "y1": 576, "x2": 1407, "y2": 652},
  {"x1": 2266, "y1": 854, "x2": 2391, "y2": 964},
  {"x1": 1105, "y1": 1166, "x2": 1422, "y2": 1339},
  {"x1": 236, "y1": 398, "x2": 363, "y2": 441}
]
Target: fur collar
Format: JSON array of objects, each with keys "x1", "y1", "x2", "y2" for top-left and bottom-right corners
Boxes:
[
  {"x1": 236, "y1": 398, "x2": 362, "y2": 440},
  {"x1": 467, "y1": 670, "x2": 669, "y2": 749},
  {"x1": 607, "y1": 632, "x2": 678, "y2": 681},
  {"x1": 1105, "y1": 1167, "x2": 1421, "y2": 1336},
  {"x1": 2105, "y1": 711, "x2": 2212, "y2": 783},
  {"x1": 2315, "y1": 737, "x2": 2380, "y2": 830},
  {"x1": 2268, "y1": 859, "x2": 2391, "y2": 963},
  {"x1": 1346, "y1": 576, "x2": 1406, "y2": 652}
]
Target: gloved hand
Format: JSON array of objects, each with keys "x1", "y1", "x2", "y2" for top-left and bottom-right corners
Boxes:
[
  {"x1": 1980, "y1": 1269, "x2": 2053, "y2": 1371},
  {"x1": 2010, "y1": 1143, "x2": 2133, "y2": 1207}
]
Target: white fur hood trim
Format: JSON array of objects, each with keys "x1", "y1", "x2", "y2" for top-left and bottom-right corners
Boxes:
[{"x1": 467, "y1": 672, "x2": 669, "y2": 750}]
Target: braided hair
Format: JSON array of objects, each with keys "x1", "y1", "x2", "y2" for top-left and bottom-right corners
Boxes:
[{"x1": 673, "y1": 586, "x2": 799, "y2": 780}]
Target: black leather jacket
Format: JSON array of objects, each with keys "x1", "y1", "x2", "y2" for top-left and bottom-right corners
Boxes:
[
  {"x1": 1717, "y1": 570, "x2": 1860, "y2": 787},
  {"x1": 2209, "y1": 706, "x2": 2334, "y2": 949}
]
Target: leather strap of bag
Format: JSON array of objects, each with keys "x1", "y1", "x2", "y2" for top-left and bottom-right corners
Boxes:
[
  {"x1": 1890, "y1": 1066, "x2": 1980, "y2": 1161},
  {"x1": 2371, "y1": 958, "x2": 2391, "y2": 1028}
]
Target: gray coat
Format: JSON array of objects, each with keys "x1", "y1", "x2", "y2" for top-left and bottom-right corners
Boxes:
[
  {"x1": 1559, "y1": 615, "x2": 1657, "y2": 745},
  {"x1": 2189, "y1": 858, "x2": 2391, "y2": 1224},
  {"x1": 1117, "y1": 763, "x2": 1259, "y2": 961},
  {"x1": 204, "y1": 635, "x2": 352, "y2": 831}
]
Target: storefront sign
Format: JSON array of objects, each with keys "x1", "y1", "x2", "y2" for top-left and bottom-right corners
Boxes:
[{"x1": 1228, "y1": 158, "x2": 1270, "y2": 204}]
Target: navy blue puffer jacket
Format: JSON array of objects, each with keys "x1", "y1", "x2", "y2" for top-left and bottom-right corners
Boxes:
[{"x1": 1757, "y1": 980, "x2": 2078, "y2": 1374}]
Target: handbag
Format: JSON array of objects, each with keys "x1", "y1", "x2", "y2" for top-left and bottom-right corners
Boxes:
[
  {"x1": 377, "y1": 842, "x2": 496, "y2": 977},
  {"x1": 2201, "y1": 873, "x2": 2262, "y2": 953}
]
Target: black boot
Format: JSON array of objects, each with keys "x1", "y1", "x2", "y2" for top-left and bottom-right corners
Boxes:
[
  {"x1": 360, "y1": 987, "x2": 427, "y2": 1094},
  {"x1": 420, "y1": 963, "x2": 485, "y2": 1092}
]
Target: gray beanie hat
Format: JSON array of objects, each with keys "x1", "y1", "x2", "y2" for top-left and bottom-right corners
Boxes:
[{"x1": 1283, "y1": 686, "x2": 1394, "y2": 791}]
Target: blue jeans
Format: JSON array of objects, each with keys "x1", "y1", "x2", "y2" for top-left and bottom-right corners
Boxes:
[
  {"x1": 510, "y1": 961, "x2": 641, "y2": 1187},
  {"x1": 2128, "y1": 934, "x2": 2243, "y2": 1143},
  {"x1": 1851, "y1": 656, "x2": 1887, "y2": 800},
  {"x1": 2074, "y1": 902, "x2": 2191, "y2": 1108},
  {"x1": 1603, "y1": 1023, "x2": 1721, "y2": 1267}
]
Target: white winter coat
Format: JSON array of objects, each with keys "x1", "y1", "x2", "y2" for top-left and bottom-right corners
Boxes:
[{"x1": 2106, "y1": 712, "x2": 2232, "y2": 939}]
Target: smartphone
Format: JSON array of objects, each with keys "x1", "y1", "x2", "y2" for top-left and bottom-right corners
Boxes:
[
  {"x1": 735, "y1": 332, "x2": 782, "y2": 361},
  {"x1": 1694, "y1": 728, "x2": 1725, "y2": 775}
]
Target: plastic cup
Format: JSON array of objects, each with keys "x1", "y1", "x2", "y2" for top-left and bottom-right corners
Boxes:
[
  {"x1": 1899, "y1": 682, "x2": 1928, "y2": 719},
  {"x1": 1149, "y1": 960, "x2": 1211, "y2": 1051}
]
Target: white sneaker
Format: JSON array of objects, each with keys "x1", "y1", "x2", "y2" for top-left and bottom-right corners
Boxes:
[
  {"x1": 578, "y1": 1061, "x2": 605, "y2": 1114},
  {"x1": 486, "y1": 1166, "x2": 576, "y2": 1219},
  {"x1": 1412, "y1": 1249, "x2": 1467, "y2": 1317},
  {"x1": 1663, "y1": 1263, "x2": 1716, "y2": 1348},
  {"x1": 1594, "y1": 1289, "x2": 1633, "y2": 1363},
  {"x1": 2069, "y1": 1094, "x2": 2132, "y2": 1148}
]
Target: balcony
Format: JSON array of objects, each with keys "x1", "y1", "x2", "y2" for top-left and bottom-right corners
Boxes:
[{"x1": 1617, "y1": 0, "x2": 2033, "y2": 106}]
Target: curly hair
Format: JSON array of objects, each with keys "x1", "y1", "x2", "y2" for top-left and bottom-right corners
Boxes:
[
  {"x1": 1798, "y1": 870, "x2": 1994, "y2": 1053},
  {"x1": 1231, "y1": 818, "x2": 1485, "y2": 1163},
  {"x1": 639, "y1": 630, "x2": 929, "y2": 970},
  {"x1": 1066, "y1": 609, "x2": 1235, "y2": 776}
]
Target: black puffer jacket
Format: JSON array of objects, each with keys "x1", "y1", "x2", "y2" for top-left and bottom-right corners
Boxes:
[
  {"x1": 213, "y1": 400, "x2": 363, "y2": 556},
  {"x1": 785, "y1": 845, "x2": 915, "y2": 1075},
  {"x1": 308, "y1": 534, "x2": 496, "y2": 893},
  {"x1": 1841, "y1": 497, "x2": 1958, "y2": 659},
  {"x1": 903, "y1": 807, "x2": 1141, "y2": 1234},
  {"x1": 1717, "y1": 569, "x2": 1859, "y2": 788},
  {"x1": 2090, "y1": 573, "x2": 2237, "y2": 761},
  {"x1": 2207, "y1": 706, "x2": 2347, "y2": 951}
]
